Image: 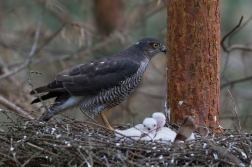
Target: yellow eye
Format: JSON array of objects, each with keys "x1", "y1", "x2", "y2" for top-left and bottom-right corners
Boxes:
[{"x1": 152, "y1": 43, "x2": 159, "y2": 49}]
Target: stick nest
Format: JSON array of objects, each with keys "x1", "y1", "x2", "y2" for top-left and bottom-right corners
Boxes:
[{"x1": 0, "y1": 110, "x2": 251, "y2": 167}]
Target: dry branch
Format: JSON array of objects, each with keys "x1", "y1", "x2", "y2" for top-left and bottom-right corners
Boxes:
[
  {"x1": 0, "y1": 15, "x2": 42, "y2": 80},
  {"x1": 221, "y1": 16, "x2": 243, "y2": 52},
  {"x1": 0, "y1": 110, "x2": 251, "y2": 166},
  {"x1": 0, "y1": 96, "x2": 34, "y2": 120},
  {"x1": 220, "y1": 75, "x2": 252, "y2": 89},
  {"x1": 227, "y1": 90, "x2": 242, "y2": 132}
]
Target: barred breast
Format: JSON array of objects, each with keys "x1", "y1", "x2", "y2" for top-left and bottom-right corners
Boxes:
[{"x1": 80, "y1": 58, "x2": 150, "y2": 118}]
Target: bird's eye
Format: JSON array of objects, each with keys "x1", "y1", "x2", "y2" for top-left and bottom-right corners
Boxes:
[
  {"x1": 152, "y1": 43, "x2": 159, "y2": 49},
  {"x1": 154, "y1": 124, "x2": 156, "y2": 127}
]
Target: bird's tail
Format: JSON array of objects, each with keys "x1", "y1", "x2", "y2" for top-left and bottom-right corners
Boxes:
[
  {"x1": 39, "y1": 107, "x2": 58, "y2": 121},
  {"x1": 38, "y1": 95, "x2": 81, "y2": 121}
]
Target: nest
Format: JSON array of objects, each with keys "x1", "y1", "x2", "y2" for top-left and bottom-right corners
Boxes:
[{"x1": 0, "y1": 110, "x2": 251, "y2": 167}]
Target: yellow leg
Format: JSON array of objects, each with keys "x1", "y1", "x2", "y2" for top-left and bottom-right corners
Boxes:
[{"x1": 100, "y1": 112, "x2": 114, "y2": 130}]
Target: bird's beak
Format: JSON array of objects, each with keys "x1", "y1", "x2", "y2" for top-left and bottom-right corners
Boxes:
[
  {"x1": 147, "y1": 125, "x2": 152, "y2": 131},
  {"x1": 161, "y1": 45, "x2": 166, "y2": 54}
]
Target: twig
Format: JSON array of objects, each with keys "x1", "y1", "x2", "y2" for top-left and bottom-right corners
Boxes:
[
  {"x1": 227, "y1": 90, "x2": 242, "y2": 132},
  {"x1": 221, "y1": 16, "x2": 252, "y2": 79},
  {"x1": 1, "y1": 23, "x2": 66, "y2": 70},
  {"x1": 220, "y1": 16, "x2": 243, "y2": 79},
  {"x1": 202, "y1": 137, "x2": 242, "y2": 167},
  {"x1": 36, "y1": 22, "x2": 66, "y2": 53},
  {"x1": 0, "y1": 96, "x2": 34, "y2": 120},
  {"x1": 221, "y1": 16, "x2": 243, "y2": 52},
  {"x1": 76, "y1": 148, "x2": 91, "y2": 167},
  {"x1": 26, "y1": 142, "x2": 58, "y2": 157},
  {"x1": 228, "y1": 15, "x2": 252, "y2": 47},
  {"x1": 0, "y1": 14, "x2": 42, "y2": 80},
  {"x1": 0, "y1": 57, "x2": 15, "y2": 83},
  {"x1": 220, "y1": 75, "x2": 252, "y2": 89},
  {"x1": 225, "y1": 44, "x2": 252, "y2": 52},
  {"x1": 0, "y1": 152, "x2": 22, "y2": 167},
  {"x1": 27, "y1": 71, "x2": 49, "y2": 111},
  {"x1": 0, "y1": 111, "x2": 251, "y2": 166},
  {"x1": 220, "y1": 115, "x2": 252, "y2": 119},
  {"x1": 21, "y1": 150, "x2": 43, "y2": 167},
  {"x1": 79, "y1": 107, "x2": 99, "y2": 125},
  {"x1": 4, "y1": 30, "x2": 124, "y2": 70}
]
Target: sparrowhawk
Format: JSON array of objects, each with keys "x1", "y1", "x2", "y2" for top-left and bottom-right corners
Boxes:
[{"x1": 30, "y1": 38, "x2": 166, "y2": 129}]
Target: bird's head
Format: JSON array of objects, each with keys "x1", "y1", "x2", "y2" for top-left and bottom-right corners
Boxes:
[
  {"x1": 152, "y1": 112, "x2": 166, "y2": 130},
  {"x1": 143, "y1": 118, "x2": 157, "y2": 131},
  {"x1": 134, "y1": 38, "x2": 166, "y2": 59}
]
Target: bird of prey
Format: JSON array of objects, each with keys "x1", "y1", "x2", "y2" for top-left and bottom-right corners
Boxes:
[
  {"x1": 152, "y1": 112, "x2": 167, "y2": 131},
  {"x1": 152, "y1": 112, "x2": 177, "y2": 143},
  {"x1": 30, "y1": 38, "x2": 166, "y2": 130},
  {"x1": 115, "y1": 117, "x2": 157, "y2": 141},
  {"x1": 152, "y1": 112, "x2": 196, "y2": 143}
]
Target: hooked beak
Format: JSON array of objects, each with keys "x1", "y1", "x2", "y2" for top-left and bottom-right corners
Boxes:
[{"x1": 161, "y1": 45, "x2": 166, "y2": 54}]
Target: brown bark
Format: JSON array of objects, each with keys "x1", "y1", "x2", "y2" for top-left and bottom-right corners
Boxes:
[
  {"x1": 93, "y1": 0, "x2": 123, "y2": 35},
  {"x1": 167, "y1": 0, "x2": 221, "y2": 132}
]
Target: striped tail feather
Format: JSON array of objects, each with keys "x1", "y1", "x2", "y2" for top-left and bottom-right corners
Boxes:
[
  {"x1": 30, "y1": 86, "x2": 51, "y2": 95},
  {"x1": 31, "y1": 92, "x2": 61, "y2": 104}
]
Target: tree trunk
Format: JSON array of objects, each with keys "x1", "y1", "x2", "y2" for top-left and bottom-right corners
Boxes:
[{"x1": 167, "y1": 0, "x2": 221, "y2": 133}]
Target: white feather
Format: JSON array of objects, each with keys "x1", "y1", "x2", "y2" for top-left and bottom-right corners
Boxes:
[
  {"x1": 154, "y1": 127, "x2": 176, "y2": 143},
  {"x1": 152, "y1": 112, "x2": 176, "y2": 143},
  {"x1": 152, "y1": 112, "x2": 166, "y2": 129},
  {"x1": 56, "y1": 96, "x2": 82, "y2": 110},
  {"x1": 186, "y1": 133, "x2": 195, "y2": 141},
  {"x1": 115, "y1": 118, "x2": 157, "y2": 141}
]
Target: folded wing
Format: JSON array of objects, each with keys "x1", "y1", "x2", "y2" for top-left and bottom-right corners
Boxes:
[{"x1": 30, "y1": 57, "x2": 140, "y2": 98}]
